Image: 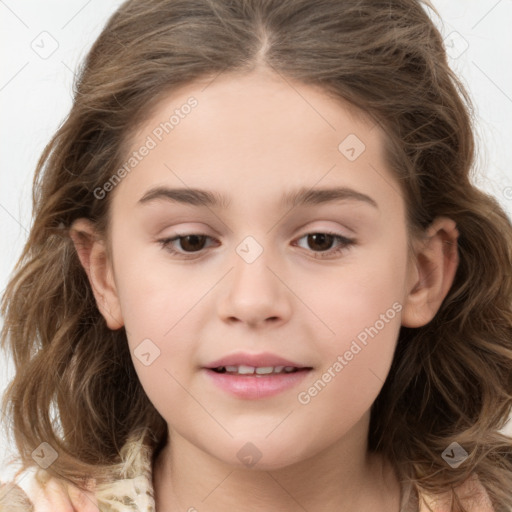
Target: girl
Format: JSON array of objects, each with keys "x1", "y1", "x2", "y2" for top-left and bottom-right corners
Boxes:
[{"x1": 1, "y1": 0, "x2": 511, "y2": 510}]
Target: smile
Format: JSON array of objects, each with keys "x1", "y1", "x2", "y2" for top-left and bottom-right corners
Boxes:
[{"x1": 211, "y1": 365, "x2": 302, "y2": 375}]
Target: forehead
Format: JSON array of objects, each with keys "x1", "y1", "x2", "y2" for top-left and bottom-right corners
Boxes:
[{"x1": 110, "y1": 68, "x2": 401, "y2": 217}]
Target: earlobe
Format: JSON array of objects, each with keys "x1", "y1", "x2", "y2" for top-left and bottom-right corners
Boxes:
[
  {"x1": 69, "y1": 218, "x2": 124, "y2": 330},
  {"x1": 401, "y1": 217, "x2": 460, "y2": 328}
]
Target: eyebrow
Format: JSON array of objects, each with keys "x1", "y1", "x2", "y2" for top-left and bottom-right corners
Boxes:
[{"x1": 137, "y1": 185, "x2": 378, "y2": 210}]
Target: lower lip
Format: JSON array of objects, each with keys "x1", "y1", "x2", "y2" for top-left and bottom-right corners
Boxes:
[{"x1": 203, "y1": 368, "x2": 312, "y2": 399}]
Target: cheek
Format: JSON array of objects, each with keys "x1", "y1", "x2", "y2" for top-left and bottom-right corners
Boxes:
[
  {"x1": 111, "y1": 236, "x2": 186, "y2": 336},
  {"x1": 306, "y1": 232, "x2": 408, "y2": 344},
  {"x1": 115, "y1": 270, "x2": 199, "y2": 425},
  {"x1": 295, "y1": 232, "x2": 407, "y2": 406},
  {"x1": 109, "y1": 238, "x2": 211, "y2": 414}
]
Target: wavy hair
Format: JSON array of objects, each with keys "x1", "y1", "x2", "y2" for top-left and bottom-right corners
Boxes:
[{"x1": 2, "y1": 0, "x2": 512, "y2": 510}]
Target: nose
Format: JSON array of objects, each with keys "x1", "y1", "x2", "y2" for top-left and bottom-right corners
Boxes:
[{"x1": 217, "y1": 245, "x2": 292, "y2": 328}]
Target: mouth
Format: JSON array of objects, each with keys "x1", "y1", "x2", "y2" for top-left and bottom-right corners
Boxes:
[
  {"x1": 209, "y1": 365, "x2": 311, "y2": 376},
  {"x1": 203, "y1": 360, "x2": 313, "y2": 399},
  {"x1": 204, "y1": 351, "x2": 312, "y2": 373},
  {"x1": 202, "y1": 352, "x2": 313, "y2": 399}
]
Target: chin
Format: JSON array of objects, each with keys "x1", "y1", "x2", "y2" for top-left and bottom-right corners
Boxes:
[{"x1": 216, "y1": 440, "x2": 308, "y2": 472}]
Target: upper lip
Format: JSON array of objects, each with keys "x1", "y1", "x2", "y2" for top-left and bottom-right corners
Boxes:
[{"x1": 204, "y1": 352, "x2": 311, "y2": 369}]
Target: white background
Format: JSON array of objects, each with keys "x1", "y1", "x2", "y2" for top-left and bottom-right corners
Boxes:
[{"x1": 1, "y1": 0, "x2": 512, "y2": 472}]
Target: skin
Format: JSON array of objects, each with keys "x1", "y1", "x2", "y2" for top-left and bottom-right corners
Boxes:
[{"x1": 70, "y1": 66, "x2": 459, "y2": 511}]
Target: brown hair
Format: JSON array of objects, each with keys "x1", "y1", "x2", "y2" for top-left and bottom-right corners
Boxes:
[{"x1": 2, "y1": 0, "x2": 512, "y2": 509}]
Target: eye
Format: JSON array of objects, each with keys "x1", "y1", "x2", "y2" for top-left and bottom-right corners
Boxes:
[
  {"x1": 158, "y1": 234, "x2": 217, "y2": 258},
  {"x1": 294, "y1": 232, "x2": 355, "y2": 259},
  {"x1": 158, "y1": 231, "x2": 355, "y2": 259}
]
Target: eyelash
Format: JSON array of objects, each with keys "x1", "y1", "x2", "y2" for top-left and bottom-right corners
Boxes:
[{"x1": 157, "y1": 231, "x2": 356, "y2": 260}]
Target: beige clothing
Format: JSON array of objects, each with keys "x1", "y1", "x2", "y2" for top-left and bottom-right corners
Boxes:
[{"x1": 0, "y1": 441, "x2": 495, "y2": 512}]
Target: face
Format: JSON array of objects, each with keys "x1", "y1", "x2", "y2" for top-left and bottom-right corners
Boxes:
[{"x1": 100, "y1": 68, "x2": 416, "y2": 470}]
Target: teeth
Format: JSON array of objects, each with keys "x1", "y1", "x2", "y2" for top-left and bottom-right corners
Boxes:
[
  {"x1": 215, "y1": 365, "x2": 300, "y2": 375},
  {"x1": 238, "y1": 365, "x2": 255, "y2": 375},
  {"x1": 255, "y1": 367, "x2": 274, "y2": 375}
]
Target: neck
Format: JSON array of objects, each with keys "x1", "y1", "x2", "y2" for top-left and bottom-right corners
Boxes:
[{"x1": 152, "y1": 415, "x2": 402, "y2": 512}]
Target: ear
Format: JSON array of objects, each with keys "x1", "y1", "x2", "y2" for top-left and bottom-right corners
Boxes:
[
  {"x1": 69, "y1": 218, "x2": 124, "y2": 330},
  {"x1": 401, "y1": 217, "x2": 460, "y2": 328}
]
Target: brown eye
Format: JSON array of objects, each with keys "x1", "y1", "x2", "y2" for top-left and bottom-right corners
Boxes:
[
  {"x1": 305, "y1": 233, "x2": 336, "y2": 252},
  {"x1": 158, "y1": 231, "x2": 354, "y2": 260},
  {"x1": 295, "y1": 232, "x2": 355, "y2": 259},
  {"x1": 159, "y1": 234, "x2": 215, "y2": 257},
  {"x1": 177, "y1": 234, "x2": 208, "y2": 252}
]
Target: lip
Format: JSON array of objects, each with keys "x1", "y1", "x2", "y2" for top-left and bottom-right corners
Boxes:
[
  {"x1": 203, "y1": 367, "x2": 312, "y2": 400},
  {"x1": 202, "y1": 351, "x2": 313, "y2": 400},
  {"x1": 204, "y1": 351, "x2": 309, "y2": 370}
]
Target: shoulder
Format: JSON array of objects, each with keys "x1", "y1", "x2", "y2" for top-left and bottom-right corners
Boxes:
[
  {"x1": 0, "y1": 460, "x2": 155, "y2": 512},
  {"x1": 0, "y1": 436, "x2": 156, "y2": 512},
  {"x1": 418, "y1": 473, "x2": 495, "y2": 512},
  {"x1": 0, "y1": 480, "x2": 33, "y2": 512},
  {"x1": 0, "y1": 466, "x2": 98, "y2": 512}
]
